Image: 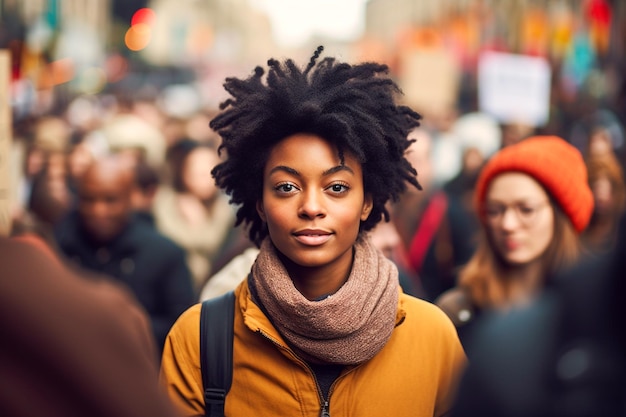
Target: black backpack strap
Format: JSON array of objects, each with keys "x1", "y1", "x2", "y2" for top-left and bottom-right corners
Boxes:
[{"x1": 200, "y1": 291, "x2": 236, "y2": 417}]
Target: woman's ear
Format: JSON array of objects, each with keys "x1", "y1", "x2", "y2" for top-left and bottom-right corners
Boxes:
[
  {"x1": 256, "y1": 200, "x2": 267, "y2": 222},
  {"x1": 361, "y1": 194, "x2": 373, "y2": 221}
]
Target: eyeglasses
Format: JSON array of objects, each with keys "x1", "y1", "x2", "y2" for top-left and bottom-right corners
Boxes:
[{"x1": 483, "y1": 201, "x2": 550, "y2": 226}]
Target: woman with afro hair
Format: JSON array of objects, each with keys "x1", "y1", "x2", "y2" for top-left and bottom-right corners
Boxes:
[{"x1": 160, "y1": 47, "x2": 466, "y2": 417}]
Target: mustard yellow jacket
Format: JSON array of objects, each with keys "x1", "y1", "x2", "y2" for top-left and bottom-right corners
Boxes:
[{"x1": 160, "y1": 280, "x2": 467, "y2": 417}]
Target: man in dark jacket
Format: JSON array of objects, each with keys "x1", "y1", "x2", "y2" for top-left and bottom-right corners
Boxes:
[
  {"x1": 54, "y1": 155, "x2": 195, "y2": 353},
  {"x1": 450, "y1": 215, "x2": 626, "y2": 417},
  {"x1": 0, "y1": 235, "x2": 181, "y2": 417}
]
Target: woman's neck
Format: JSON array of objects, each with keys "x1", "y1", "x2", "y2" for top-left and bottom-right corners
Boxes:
[{"x1": 502, "y1": 260, "x2": 545, "y2": 308}]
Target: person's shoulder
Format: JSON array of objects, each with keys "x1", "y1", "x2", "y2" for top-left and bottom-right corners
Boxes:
[
  {"x1": 0, "y1": 236, "x2": 181, "y2": 417},
  {"x1": 1, "y1": 235, "x2": 154, "y2": 343},
  {"x1": 199, "y1": 248, "x2": 258, "y2": 301},
  {"x1": 165, "y1": 302, "x2": 203, "y2": 350},
  {"x1": 435, "y1": 286, "x2": 476, "y2": 327},
  {"x1": 400, "y1": 293, "x2": 461, "y2": 330},
  {"x1": 398, "y1": 293, "x2": 467, "y2": 363},
  {"x1": 450, "y1": 293, "x2": 562, "y2": 414},
  {"x1": 153, "y1": 184, "x2": 176, "y2": 204},
  {"x1": 401, "y1": 293, "x2": 444, "y2": 315},
  {"x1": 172, "y1": 302, "x2": 202, "y2": 329},
  {"x1": 129, "y1": 216, "x2": 186, "y2": 254},
  {"x1": 1, "y1": 235, "x2": 51, "y2": 266},
  {"x1": 10, "y1": 233, "x2": 59, "y2": 261}
]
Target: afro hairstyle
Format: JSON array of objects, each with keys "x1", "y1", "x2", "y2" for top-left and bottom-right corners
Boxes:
[{"x1": 210, "y1": 46, "x2": 422, "y2": 246}]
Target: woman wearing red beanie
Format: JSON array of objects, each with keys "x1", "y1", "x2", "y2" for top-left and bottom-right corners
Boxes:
[{"x1": 436, "y1": 136, "x2": 594, "y2": 351}]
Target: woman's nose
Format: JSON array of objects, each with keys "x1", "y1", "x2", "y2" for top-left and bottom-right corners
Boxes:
[
  {"x1": 298, "y1": 189, "x2": 326, "y2": 219},
  {"x1": 500, "y1": 207, "x2": 522, "y2": 230}
]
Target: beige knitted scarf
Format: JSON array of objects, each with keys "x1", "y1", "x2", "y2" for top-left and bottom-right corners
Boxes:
[{"x1": 249, "y1": 236, "x2": 400, "y2": 365}]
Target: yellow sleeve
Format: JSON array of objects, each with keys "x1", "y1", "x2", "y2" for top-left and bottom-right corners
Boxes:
[
  {"x1": 159, "y1": 303, "x2": 206, "y2": 417},
  {"x1": 433, "y1": 306, "x2": 468, "y2": 417}
]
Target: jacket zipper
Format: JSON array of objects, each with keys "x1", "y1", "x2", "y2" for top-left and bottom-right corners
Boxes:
[
  {"x1": 251, "y1": 298, "x2": 406, "y2": 416},
  {"x1": 258, "y1": 329, "x2": 338, "y2": 417},
  {"x1": 320, "y1": 400, "x2": 330, "y2": 417}
]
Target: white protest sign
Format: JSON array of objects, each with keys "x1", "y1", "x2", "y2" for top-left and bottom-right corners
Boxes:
[{"x1": 478, "y1": 51, "x2": 551, "y2": 127}]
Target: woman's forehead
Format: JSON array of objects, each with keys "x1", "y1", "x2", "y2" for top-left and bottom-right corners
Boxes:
[
  {"x1": 486, "y1": 172, "x2": 549, "y2": 201},
  {"x1": 266, "y1": 133, "x2": 360, "y2": 171}
]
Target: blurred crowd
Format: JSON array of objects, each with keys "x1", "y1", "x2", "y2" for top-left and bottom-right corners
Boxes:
[
  {"x1": 2, "y1": 1, "x2": 626, "y2": 412},
  {"x1": 7, "y1": 32, "x2": 626, "y2": 274},
  {"x1": 7, "y1": 65, "x2": 626, "y2": 332}
]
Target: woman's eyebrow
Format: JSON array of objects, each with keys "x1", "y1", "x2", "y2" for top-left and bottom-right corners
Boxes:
[
  {"x1": 268, "y1": 165, "x2": 299, "y2": 176},
  {"x1": 268, "y1": 164, "x2": 354, "y2": 177},
  {"x1": 323, "y1": 165, "x2": 354, "y2": 176}
]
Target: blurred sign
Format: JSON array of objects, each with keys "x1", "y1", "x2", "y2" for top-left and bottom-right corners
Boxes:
[
  {"x1": 478, "y1": 51, "x2": 551, "y2": 127},
  {"x1": 400, "y1": 49, "x2": 460, "y2": 117},
  {"x1": 0, "y1": 50, "x2": 11, "y2": 236}
]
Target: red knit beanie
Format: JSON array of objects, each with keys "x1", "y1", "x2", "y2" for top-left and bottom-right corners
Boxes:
[{"x1": 475, "y1": 135, "x2": 594, "y2": 233}]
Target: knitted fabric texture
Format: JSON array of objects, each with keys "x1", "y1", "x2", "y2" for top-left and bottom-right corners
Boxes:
[
  {"x1": 249, "y1": 236, "x2": 400, "y2": 365},
  {"x1": 475, "y1": 135, "x2": 594, "y2": 233}
]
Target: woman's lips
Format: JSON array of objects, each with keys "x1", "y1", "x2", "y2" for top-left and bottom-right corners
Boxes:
[
  {"x1": 293, "y1": 230, "x2": 332, "y2": 246},
  {"x1": 503, "y1": 239, "x2": 521, "y2": 251}
]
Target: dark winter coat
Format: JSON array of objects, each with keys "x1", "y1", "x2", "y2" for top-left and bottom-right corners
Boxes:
[{"x1": 54, "y1": 210, "x2": 195, "y2": 352}]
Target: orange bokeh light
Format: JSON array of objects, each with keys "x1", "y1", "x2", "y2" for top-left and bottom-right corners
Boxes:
[
  {"x1": 125, "y1": 23, "x2": 152, "y2": 51},
  {"x1": 39, "y1": 58, "x2": 75, "y2": 88}
]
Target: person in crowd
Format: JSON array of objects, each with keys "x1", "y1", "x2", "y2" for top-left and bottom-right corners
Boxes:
[
  {"x1": 581, "y1": 152, "x2": 626, "y2": 253},
  {"x1": 12, "y1": 116, "x2": 72, "y2": 233},
  {"x1": 101, "y1": 111, "x2": 167, "y2": 171},
  {"x1": 436, "y1": 136, "x2": 594, "y2": 352},
  {"x1": 53, "y1": 155, "x2": 195, "y2": 354},
  {"x1": 412, "y1": 112, "x2": 502, "y2": 302},
  {"x1": 367, "y1": 215, "x2": 419, "y2": 294},
  {"x1": 160, "y1": 47, "x2": 467, "y2": 417},
  {"x1": 198, "y1": 245, "x2": 260, "y2": 301},
  {"x1": 570, "y1": 108, "x2": 625, "y2": 165},
  {"x1": 66, "y1": 131, "x2": 97, "y2": 198},
  {"x1": 153, "y1": 138, "x2": 241, "y2": 293},
  {"x1": 428, "y1": 106, "x2": 463, "y2": 189},
  {"x1": 0, "y1": 235, "x2": 180, "y2": 417},
  {"x1": 11, "y1": 150, "x2": 73, "y2": 244},
  {"x1": 131, "y1": 158, "x2": 162, "y2": 226},
  {"x1": 389, "y1": 128, "x2": 436, "y2": 298},
  {"x1": 450, "y1": 212, "x2": 626, "y2": 417},
  {"x1": 21, "y1": 162, "x2": 72, "y2": 242}
]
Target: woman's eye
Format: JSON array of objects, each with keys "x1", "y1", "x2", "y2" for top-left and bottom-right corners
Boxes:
[
  {"x1": 519, "y1": 206, "x2": 535, "y2": 215},
  {"x1": 485, "y1": 206, "x2": 502, "y2": 217},
  {"x1": 328, "y1": 183, "x2": 349, "y2": 194},
  {"x1": 275, "y1": 183, "x2": 298, "y2": 193}
]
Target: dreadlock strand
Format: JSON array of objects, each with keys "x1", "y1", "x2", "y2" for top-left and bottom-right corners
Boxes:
[{"x1": 304, "y1": 45, "x2": 324, "y2": 75}]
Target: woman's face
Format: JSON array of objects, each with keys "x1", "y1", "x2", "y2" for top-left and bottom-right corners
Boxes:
[
  {"x1": 183, "y1": 147, "x2": 220, "y2": 200},
  {"x1": 484, "y1": 172, "x2": 554, "y2": 266},
  {"x1": 257, "y1": 133, "x2": 372, "y2": 272},
  {"x1": 591, "y1": 175, "x2": 614, "y2": 215}
]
